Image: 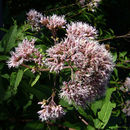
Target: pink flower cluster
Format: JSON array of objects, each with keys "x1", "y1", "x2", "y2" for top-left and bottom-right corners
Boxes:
[
  {"x1": 87, "y1": 0, "x2": 101, "y2": 11},
  {"x1": 27, "y1": 10, "x2": 66, "y2": 32},
  {"x1": 27, "y1": 9, "x2": 43, "y2": 31},
  {"x1": 124, "y1": 77, "x2": 130, "y2": 90},
  {"x1": 45, "y1": 21, "x2": 114, "y2": 106},
  {"x1": 79, "y1": 0, "x2": 101, "y2": 11},
  {"x1": 8, "y1": 10, "x2": 115, "y2": 120},
  {"x1": 59, "y1": 41, "x2": 114, "y2": 106},
  {"x1": 120, "y1": 77, "x2": 130, "y2": 92},
  {"x1": 7, "y1": 39, "x2": 44, "y2": 71},
  {"x1": 38, "y1": 100, "x2": 65, "y2": 121},
  {"x1": 60, "y1": 79, "x2": 106, "y2": 106},
  {"x1": 41, "y1": 14, "x2": 66, "y2": 30},
  {"x1": 122, "y1": 100, "x2": 130, "y2": 116},
  {"x1": 66, "y1": 22, "x2": 97, "y2": 39}
]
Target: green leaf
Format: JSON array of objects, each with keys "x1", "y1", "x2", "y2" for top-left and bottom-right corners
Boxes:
[
  {"x1": 93, "y1": 119, "x2": 102, "y2": 129},
  {"x1": 59, "y1": 99, "x2": 73, "y2": 110},
  {"x1": 119, "y1": 51, "x2": 127, "y2": 58},
  {"x1": 36, "y1": 45, "x2": 47, "y2": 51},
  {"x1": 91, "y1": 100, "x2": 103, "y2": 115},
  {"x1": 31, "y1": 74, "x2": 40, "y2": 87},
  {"x1": 14, "y1": 69, "x2": 24, "y2": 88},
  {"x1": 0, "y1": 63, "x2": 4, "y2": 70},
  {"x1": 1, "y1": 24, "x2": 18, "y2": 53},
  {"x1": 0, "y1": 55, "x2": 9, "y2": 61},
  {"x1": 99, "y1": 28, "x2": 103, "y2": 36},
  {"x1": 75, "y1": 106, "x2": 94, "y2": 124},
  {"x1": 93, "y1": 88, "x2": 116, "y2": 129},
  {"x1": 24, "y1": 83, "x2": 46, "y2": 100},
  {"x1": 86, "y1": 125, "x2": 95, "y2": 130},
  {"x1": 104, "y1": 88, "x2": 116, "y2": 102},
  {"x1": 1, "y1": 74, "x2": 10, "y2": 79},
  {"x1": 98, "y1": 101, "x2": 116, "y2": 129},
  {"x1": 10, "y1": 72, "x2": 17, "y2": 87},
  {"x1": 76, "y1": 106, "x2": 88, "y2": 119},
  {"x1": 113, "y1": 68, "x2": 118, "y2": 79},
  {"x1": 112, "y1": 52, "x2": 117, "y2": 62},
  {"x1": 23, "y1": 94, "x2": 33, "y2": 111}
]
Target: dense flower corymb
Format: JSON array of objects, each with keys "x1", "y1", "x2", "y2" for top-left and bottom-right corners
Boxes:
[
  {"x1": 38, "y1": 100, "x2": 65, "y2": 121},
  {"x1": 27, "y1": 9, "x2": 43, "y2": 31},
  {"x1": 58, "y1": 40, "x2": 114, "y2": 106},
  {"x1": 60, "y1": 72, "x2": 106, "y2": 107},
  {"x1": 60, "y1": 81, "x2": 96, "y2": 106},
  {"x1": 46, "y1": 38, "x2": 114, "y2": 75},
  {"x1": 41, "y1": 14, "x2": 66, "y2": 30},
  {"x1": 7, "y1": 39, "x2": 44, "y2": 69},
  {"x1": 7, "y1": 39, "x2": 35, "y2": 68},
  {"x1": 66, "y1": 22, "x2": 97, "y2": 39}
]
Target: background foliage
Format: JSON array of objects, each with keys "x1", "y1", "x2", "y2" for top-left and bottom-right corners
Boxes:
[{"x1": 0, "y1": 0, "x2": 130, "y2": 129}]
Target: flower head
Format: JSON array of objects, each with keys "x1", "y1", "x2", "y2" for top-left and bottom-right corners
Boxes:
[
  {"x1": 7, "y1": 52, "x2": 24, "y2": 68},
  {"x1": 60, "y1": 74, "x2": 106, "y2": 107},
  {"x1": 124, "y1": 77, "x2": 130, "y2": 90},
  {"x1": 58, "y1": 39, "x2": 114, "y2": 106},
  {"x1": 27, "y1": 9, "x2": 43, "y2": 31},
  {"x1": 66, "y1": 22, "x2": 97, "y2": 39},
  {"x1": 87, "y1": 0, "x2": 101, "y2": 11},
  {"x1": 41, "y1": 14, "x2": 66, "y2": 30},
  {"x1": 46, "y1": 37, "x2": 114, "y2": 77},
  {"x1": 122, "y1": 100, "x2": 130, "y2": 116},
  {"x1": 7, "y1": 39, "x2": 44, "y2": 69},
  {"x1": 38, "y1": 100, "x2": 65, "y2": 121},
  {"x1": 120, "y1": 77, "x2": 130, "y2": 92}
]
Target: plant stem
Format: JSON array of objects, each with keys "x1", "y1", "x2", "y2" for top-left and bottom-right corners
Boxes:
[{"x1": 79, "y1": 116, "x2": 88, "y2": 126}]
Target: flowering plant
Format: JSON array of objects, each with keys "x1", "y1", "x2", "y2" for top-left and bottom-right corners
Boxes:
[
  {"x1": 7, "y1": 9, "x2": 115, "y2": 122},
  {"x1": 0, "y1": 0, "x2": 130, "y2": 129}
]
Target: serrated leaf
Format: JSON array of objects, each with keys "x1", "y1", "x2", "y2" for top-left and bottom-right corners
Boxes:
[
  {"x1": 112, "y1": 52, "x2": 117, "y2": 62},
  {"x1": 104, "y1": 88, "x2": 116, "y2": 102},
  {"x1": 93, "y1": 88, "x2": 116, "y2": 129},
  {"x1": 91, "y1": 100, "x2": 103, "y2": 115},
  {"x1": 31, "y1": 74, "x2": 40, "y2": 87},
  {"x1": 98, "y1": 101, "x2": 116, "y2": 129},
  {"x1": 1, "y1": 24, "x2": 18, "y2": 53},
  {"x1": 14, "y1": 69, "x2": 24, "y2": 88}
]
